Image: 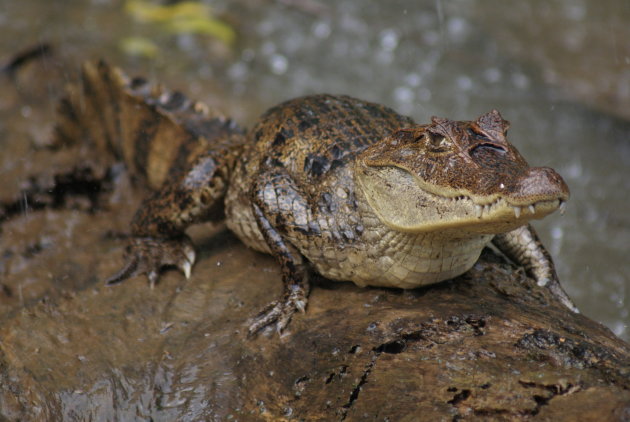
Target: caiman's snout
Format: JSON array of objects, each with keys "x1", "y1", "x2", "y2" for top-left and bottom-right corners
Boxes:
[{"x1": 512, "y1": 167, "x2": 570, "y2": 205}]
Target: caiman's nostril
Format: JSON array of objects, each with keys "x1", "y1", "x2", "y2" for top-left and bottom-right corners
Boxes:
[{"x1": 515, "y1": 167, "x2": 570, "y2": 200}]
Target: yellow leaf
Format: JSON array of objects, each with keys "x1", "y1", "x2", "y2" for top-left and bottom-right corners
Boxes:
[
  {"x1": 124, "y1": 0, "x2": 236, "y2": 45},
  {"x1": 165, "y1": 17, "x2": 236, "y2": 45},
  {"x1": 125, "y1": 0, "x2": 211, "y2": 23},
  {"x1": 119, "y1": 36, "x2": 159, "y2": 58}
]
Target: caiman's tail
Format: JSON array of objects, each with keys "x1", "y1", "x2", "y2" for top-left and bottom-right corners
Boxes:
[{"x1": 53, "y1": 60, "x2": 244, "y2": 190}]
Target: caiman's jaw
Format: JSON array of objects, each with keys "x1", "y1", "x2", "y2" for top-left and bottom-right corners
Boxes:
[
  {"x1": 355, "y1": 110, "x2": 570, "y2": 235},
  {"x1": 355, "y1": 165, "x2": 568, "y2": 234}
]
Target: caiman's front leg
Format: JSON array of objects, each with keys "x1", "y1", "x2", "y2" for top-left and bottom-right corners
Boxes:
[
  {"x1": 492, "y1": 224, "x2": 578, "y2": 312},
  {"x1": 247, "y1": 169, "x2": 311, "y2": 336},
  {"x1": 106, "y1": 151, "x2": 230, "y2": 287}
]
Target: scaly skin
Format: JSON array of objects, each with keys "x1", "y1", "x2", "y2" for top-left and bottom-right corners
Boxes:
[{"x1": 55, "y1": 62, "x2": 577, "y2": 336}]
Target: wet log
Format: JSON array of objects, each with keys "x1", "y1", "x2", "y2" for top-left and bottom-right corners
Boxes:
[{"x1": 0, "y1": 210, "x2": 629, "y2": 421}]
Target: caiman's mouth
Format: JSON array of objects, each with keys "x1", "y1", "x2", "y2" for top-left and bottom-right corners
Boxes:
[
  {"x1": 356, "y1": 165, "x2": 568, "y2": 235},
  {"x1": 440, "y1": 194, "x2": 566, "y2": 219}
]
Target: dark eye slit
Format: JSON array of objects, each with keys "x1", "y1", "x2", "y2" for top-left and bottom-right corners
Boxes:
[{"x1": 470, "y1": 142, "x2": 507, "y2": 154}]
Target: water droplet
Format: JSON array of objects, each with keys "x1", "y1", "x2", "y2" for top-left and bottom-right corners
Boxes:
[
  {"x1": 394, "y1": 86, "x2": 415, "y2": 104},
  {"x1": 456, "y1": 75, "x2": 473, "y2": 91},
  {"x1": 228, "y1": 62, "x2": 248, "y2": 81},
  {"x1": 380, "y1": 29, "x2": 399, "y2": 52},
  {"x1": 511, "y1": 73, "x2": 529, "y2": 90},
  {"x1": 484, "y1": 68, "x2": 502, "y2": 83},
  {"x1": 404, "y1": 72, "x2": 421, "y2": 87},
  {"x1": 566, "y1": 161, "x2": 582, "y2": 179},
  {"x1": 447, "y1": 17, "x2": 468, "y2": 42},
  {"x1": 551, "y1": 227, "x2": 563, "y2": 240},
  {"x1": 312, "y1": 21, "x2": 331, "y2": 39},
  {"x1": 612, "y1": 322, "x2": 627, "y2": 338},
  {"x1": 269, "y1": 54, "x2": 288, "y2": 75}
]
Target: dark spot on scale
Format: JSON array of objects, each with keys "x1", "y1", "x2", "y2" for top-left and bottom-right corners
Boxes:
[
  {"x1": 282, "y1": 127, "x2": 294, "y2": 139},
  {"x1": 273, "y1": 131, "x2": 286, "y2": 146},
  {"x1": 177, "y1": 195, "x2": 193, "y2": 210},
  {"x1": 304, "y1": 153, "x2": 330, "y2": 177},
  {"x1": 350, "y1": 196, "x2": 359, "y2": 211},
  {"x1": 330, "y1": 159, "x2": 344, "y2": 172},
  {"x1": 285, "y1": 260, "x2": 296, "y2": 272},
  {"x1": 157, "y1": 221, "x2": 176, "y2": 234},
  {"x1": 352, "y1": 136, "x2": 365, "y2": 148},
  {"x1": 330, "y1": 145, "x2": 343, "y2": 160},
  {"x1": 308, "y1": 220, "x2": 321, "y2": 235},
  {"x1": 364, "y1": 102, "x2": 386, "y2": 118},
  {"x1": 298, "y1": 119, "x2": 312, "y2": 131},
  {"x1": 341, "y1": 229, "x2": 354, "y2": 241},
  {"x1": 254, "y1": 128, "x2": 264, "y2": 140},
  {"x1": 275, "y1": 214, "x2": 287, "y2": 231},
  {"x1": 293, "y1": 226, "x2": 310, "y2": 235},
  {"x1": 265, "y1": 157, "x2": 284, "y2": 168},
  {"x1": 321, "y1": 192, "x2": 333, "y2": 211}
]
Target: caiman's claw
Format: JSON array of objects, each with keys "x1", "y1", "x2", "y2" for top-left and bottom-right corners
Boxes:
[
  {"x1": 106, "y1": 236, "x2": 196, "y2": 287},
  {"x1": 547, "y1": 278, "x2": 580, "y2": 313},
  {"x1": 247, "y1": 287, "x2": 308, "y2": 337}
]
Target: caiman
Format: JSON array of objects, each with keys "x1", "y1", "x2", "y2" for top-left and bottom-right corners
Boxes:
[{"x1": 55, "y1": 61, "x2": 577, "y2": 335}]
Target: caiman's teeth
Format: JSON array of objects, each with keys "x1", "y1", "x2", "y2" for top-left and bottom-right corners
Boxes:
[
  {"x1": 559, "y1": 200, "x2": 567, "y2": 215},
  {"x1": 475, "y1": 204, "x2": 483, "y2": 218},
  {"x1": 484, "y1": 204, "x2": 491, "y2": 215},
  {"x1": 529, "y1": 204, "x2": 536, "y2": 214},
  {"x1": 513, "y1": 206, "x2": 521, "y2": 218}
]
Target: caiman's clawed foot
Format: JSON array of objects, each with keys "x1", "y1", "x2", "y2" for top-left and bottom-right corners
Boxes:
[
  {"x1": 247, "y1": 286, "x2": 308, "y2": 337},
  {"x1": 541, "y1": 277, "x2": 580, "y2": 314},
  {"x1": 106, "y1": 236, "x2": 196, "y2": 288}
]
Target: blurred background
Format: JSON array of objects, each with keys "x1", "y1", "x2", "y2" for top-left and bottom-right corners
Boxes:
[{"x1": 1, "y1": 0, "x2": 628, "y2": 340}]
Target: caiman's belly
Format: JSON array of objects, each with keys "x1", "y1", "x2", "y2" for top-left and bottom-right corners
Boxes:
[{"x1": 301, "y1": 229, "x2": 494, "y2": 289}]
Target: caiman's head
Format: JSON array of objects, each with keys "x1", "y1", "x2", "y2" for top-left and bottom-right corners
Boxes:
[{"x1": 355, "y1": 110, "x2": 569, "y2": 234}]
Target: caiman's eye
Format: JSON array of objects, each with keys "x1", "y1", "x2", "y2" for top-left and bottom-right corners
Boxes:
[{"x1": 466, "y1": 128, "x2": 507, "y2": 154}]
